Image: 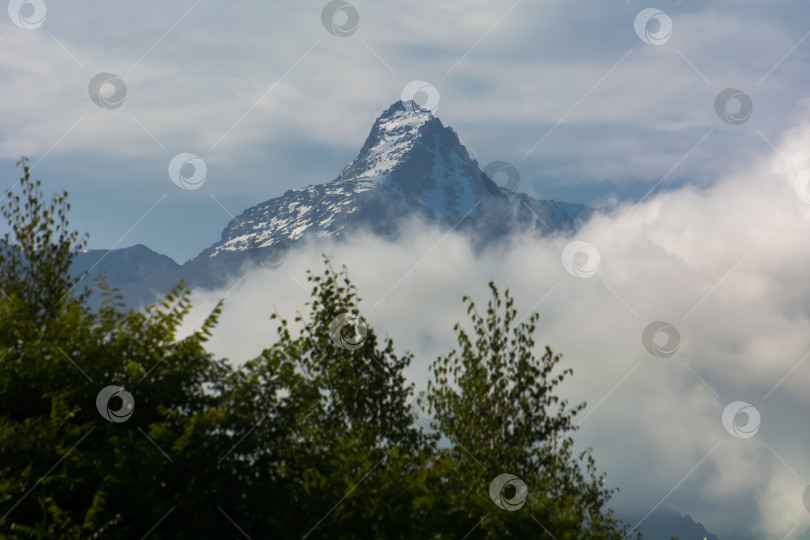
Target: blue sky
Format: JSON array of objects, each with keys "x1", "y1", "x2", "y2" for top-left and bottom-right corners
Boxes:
[{"x1": 3, "y1": 1, "x2": 810, "y2": 262}]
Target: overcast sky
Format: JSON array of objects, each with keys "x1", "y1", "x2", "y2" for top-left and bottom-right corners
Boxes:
[
  {"x1": 5, "y1": 1, "x2": 810, "y2": 537},
  {"x1": 2, "y1": 0, "x2": 810, "y2": 262}
]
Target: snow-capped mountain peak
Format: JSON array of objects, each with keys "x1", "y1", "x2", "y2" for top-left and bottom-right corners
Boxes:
[
  {"x1": 335, "y1": 100, "x2": 493, "y2": 221},
  {"x1": 338, "y1": 100, "x2": 438, "y2": 180},
  {"x1": 191, "y1": 100, "x2": 592, "y2": 264}
]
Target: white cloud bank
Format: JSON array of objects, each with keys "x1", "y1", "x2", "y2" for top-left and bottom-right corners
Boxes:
[{"x1": 177, "y1": 109, "x2": 810, "y2": 539}]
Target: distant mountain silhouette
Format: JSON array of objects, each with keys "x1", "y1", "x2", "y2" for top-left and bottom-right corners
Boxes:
[{"x1": 625, "y1": 505, "x2": 720, "y2": 540}]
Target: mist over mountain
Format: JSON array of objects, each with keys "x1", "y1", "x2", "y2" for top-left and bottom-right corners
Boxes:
[
  {"x1": 73, "y1": 100, "x2": 592, "y2": 305},
  {"x1": 63, "y1": 98, "x2": 736, "y2": 539}
]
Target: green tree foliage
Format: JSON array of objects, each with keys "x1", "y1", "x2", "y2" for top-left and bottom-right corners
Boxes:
[
  {"x1": 0, "y1": 162, "x2": 642, "y2": 538},
  {"x1": 422, "y1": 284, "x2": 635, "y2": 539},
  {"x1": 0, "y1": 158, "x2": 89, "y2": 316}
]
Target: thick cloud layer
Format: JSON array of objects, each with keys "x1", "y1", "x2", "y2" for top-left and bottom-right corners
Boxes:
[{"x1": 177, "y1": 112, "x2": 810, "y2": 538}]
